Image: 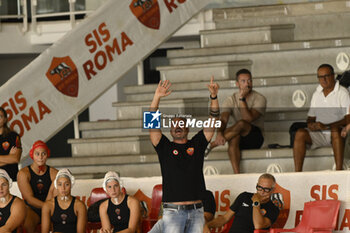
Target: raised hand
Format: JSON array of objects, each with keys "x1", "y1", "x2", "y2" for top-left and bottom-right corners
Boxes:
[
  {"x1": 155, "y1": 80, "x2": 172, "y2": 98},
  {"x1": 207, "y1": 76, "x2": 219, "y2": 97}
]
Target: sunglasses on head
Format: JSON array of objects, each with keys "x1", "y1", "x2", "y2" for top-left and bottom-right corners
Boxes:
[{"x1": 256, "y1": 184, "x2": 273, "y2": 193}]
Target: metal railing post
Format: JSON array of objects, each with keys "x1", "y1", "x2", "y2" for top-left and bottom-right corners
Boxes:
[
  {"x1": 73, "y1": 115, "x2": 80, "y2": 139},
  {"x1": 68, "y1": 0, "x2": 76, "y2": 28},
  {"x1": 21, "y1": 0, "x2": 28, "y2": 32},
  {"x1": 31, "y1": 0, "x2": 37, "y2": 33},
  {"x1": 137, "y1": 61, "x2": 144, "y2": 85}
]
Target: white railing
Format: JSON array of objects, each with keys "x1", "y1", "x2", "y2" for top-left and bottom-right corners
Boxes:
[
  {"x1": 30, "y1": 0, "x2": 97, "y2": 33},
  {"x1": 0, "y1": 0, "x2": 28, "y2": 32}
]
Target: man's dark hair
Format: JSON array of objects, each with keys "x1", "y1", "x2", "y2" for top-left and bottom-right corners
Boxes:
[
  {"x1": 236, "y1": 69, "x2": 252, "y2": 81},
  {"x1": 317, "y1": 64, "x2": 334, "y2": 74}
]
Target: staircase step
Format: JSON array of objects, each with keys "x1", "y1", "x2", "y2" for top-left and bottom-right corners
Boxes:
[
  {"x1": 156, "y1": 61, "x2": 251, "y2": 83},
  {"x1": 123, "y1": 83, "x2": 317, "y2": 110},
  {"x1": 77, "y1": 131, "x2": 295, "y2": 148},
  {"x1": 71, "y1": 130, "x2": 296, "y2": 158},
  {"x1": 47, "y1": 147, "x2": 334, "y2": 178},
  {"x1": 67, "y1": 136, "x2": 154, "y2": 157},
  {"x1": 200, "y1": 24, "x2": 295, "y2": 48},
  {"x1": 167, "y1": 38, "x2": 350, "y2": 76},
  {"x1": 213, "y1": 1, "x2": 350, "y2": 41},
  {"x1": 113, "y1": 98, "x2": 209, "y2": 120},
  {"x1": 79, "y1": 110, "x2": 307, "y2": 139},
  {"x1": 213, "y1": 1, "x2": 350, "y2": 21},
  {"x1": 167, "y1": 38, "x2": 350, "y2": 60},
  {"x1": 124, "y1": 74, "x2": 316, "y2": 95}
]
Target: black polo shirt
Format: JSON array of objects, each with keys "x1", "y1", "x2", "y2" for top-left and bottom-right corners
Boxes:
[{"x1": 229, "y1": 192, "x2": 279, "y2": 233}]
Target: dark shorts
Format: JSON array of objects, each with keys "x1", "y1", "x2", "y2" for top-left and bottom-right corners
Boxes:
[{"x1": 239, "y1": 125, "x2": 264, "y2": 150}]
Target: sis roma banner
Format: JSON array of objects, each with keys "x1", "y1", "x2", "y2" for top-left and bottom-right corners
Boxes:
[
  {"x1": 9, "y1": 170, "x2": 350, "y2": 232},
  {"x1": 0, "y1": 0, "x2": 212, "y2": 156}
]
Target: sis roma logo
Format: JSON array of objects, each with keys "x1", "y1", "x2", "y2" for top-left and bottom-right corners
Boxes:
[
  {"x1": 46, "y1": 56, "x2": 79, "y2": 98},
  {"x1": 271, "y1": 183, "x2": 291, "y2": 228},
  {"x1": 129, "y1": 0, "x2": 161, "y2": 30},
  {"x1": 129, "y1": 0, "x2": 191, "y2": 29}
]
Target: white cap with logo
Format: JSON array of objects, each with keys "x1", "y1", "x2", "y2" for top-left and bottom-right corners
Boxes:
[
  {"x1": 0, "y1": 169, "x2": 12, "y2": 188},
  {"x1": 54, "y1": 168, "x2": 75, "y2": 189},
  {"x1": 103, "y1": 171, "x2": 123, "y2": 192}
]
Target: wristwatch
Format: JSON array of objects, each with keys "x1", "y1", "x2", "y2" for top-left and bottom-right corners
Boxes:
[
  {"x1": 239, "y1": 97, "x2": 246, "y2": 102},
  {"x1": 252, "y1": 201, "x2": 260, "y2": 207}
]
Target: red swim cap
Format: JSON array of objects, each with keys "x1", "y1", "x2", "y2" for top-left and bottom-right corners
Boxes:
[{"x1": 29, "y1": 140, "x2": 51, "y2": 159}]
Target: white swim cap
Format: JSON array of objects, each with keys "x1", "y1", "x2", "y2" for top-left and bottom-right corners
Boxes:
[
  {"x1": 54, "y1": 168, "x2": 75, "y2": 189},
  {"x1": 103, "y1": 171, "x2": 123, "y2": 192}
]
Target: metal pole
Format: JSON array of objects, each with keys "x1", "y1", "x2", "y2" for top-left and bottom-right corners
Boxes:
[
  {"x1": 137, "y1": 61, "x2": 144, "y2": 85},
  {"x1": 69, "y1": 0, "x2": 76, "y2": 28},
  {"x1": 31, "y1": 0, "x2": 37, "y2": 33},
  {"x1": 73, "y1": 115, "x2": 80, "y2": 139},
  {"x1": 21, "y1": 0, "x2": 28, "y2": 32}
]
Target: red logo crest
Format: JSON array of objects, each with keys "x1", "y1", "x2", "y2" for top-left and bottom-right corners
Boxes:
[
  {"x1": 130, "y1": 0, "x2": 160, "y2": 30},
  {"x1": 260, "y1": 209, "x2": 267, "y2": 216},
  {"x1": 46, "y1": 56, "x2": 79, "y2": 97},
  {"x1": 271, "y1": 183, "x2": 291, "y2": 228},
  {"x1": 2, "y1": 142, "x2": 9, "y2": 151},
  {"x1": 186, "y1": 147, "x2": 194, "y2": 156},
  {"x1": 173, "y1": 150, "x2": 179, "y2": 156}
]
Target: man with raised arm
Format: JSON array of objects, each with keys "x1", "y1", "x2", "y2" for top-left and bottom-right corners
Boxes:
[
  {"x1": 149, "y1": 77, "x2": 220, "y2": 233},
  {"x1": 206, "y1": 69, "x2": 266, "y2": 174}
]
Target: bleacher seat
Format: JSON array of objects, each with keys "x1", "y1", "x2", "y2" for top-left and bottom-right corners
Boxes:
[
  {"x1": 141, "y1": 184, "x2": 163, "y2": 233},
  {"x1": 254, "y1": 199, "x2": 340, "y2": 233},
  {"x1": 86, "y1": 187, "x2": 109, "y2": 233},
  {"x1": 86, "y1": 187, "x2": 126, "y2": 233}
]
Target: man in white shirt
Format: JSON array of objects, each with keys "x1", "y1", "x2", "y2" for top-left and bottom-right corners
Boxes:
[{"x1": 293, "y1": 64, "x2": 350, "y2": 171}]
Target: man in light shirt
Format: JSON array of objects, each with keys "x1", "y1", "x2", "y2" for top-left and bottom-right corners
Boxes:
[
  {"x1": 293, "y1": 64, "x2": 350, "y2": 171},
  {"x1": 206, "y1": 69, "x2": 266, "y2": 174}
]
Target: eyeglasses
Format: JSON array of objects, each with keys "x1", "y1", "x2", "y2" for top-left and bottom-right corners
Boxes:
[
  {"x1": 256, "y1": 184, "x2": 273, "y2": 193},
  {"x1": 317, "y1": 73, "x2": 333, "y2": 79}
]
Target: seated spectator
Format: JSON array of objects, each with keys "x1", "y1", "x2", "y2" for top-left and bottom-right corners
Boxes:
[
  {"x1": 0, "y1": 169, "x2": 26, "y2": 233},
  {"x1": 99, "y1": 171, "x2": 140, "y2": 233},
  {"x1": 0, "y1": 107, "x2": 22, "y2": 181},
  {"x1": 293, "y1": 64, "x2": 350, "y2": 171},
  {"x1": 17, "y1": 140, "x2": 58, "y2": 233},
  {"x1": 204, "y1": 173, "x2": 279, "y2": 233},
  {"x1": 41, "y1": 169, "x2": 87, "y2": 233},
  {"x1": 206, "y1": 69, "x2": 266, "y2": 174},
  {"x1": 149, "y1": 189, "x2": 216, "y2": 233}
]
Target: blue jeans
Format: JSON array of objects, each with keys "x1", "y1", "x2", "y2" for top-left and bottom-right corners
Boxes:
[
  {"x1": 162, "y1": 207, "x2": 204, "y2": 233},
  {"x1": 149, "y1": 219, "x2": 163, "y2": 233}
]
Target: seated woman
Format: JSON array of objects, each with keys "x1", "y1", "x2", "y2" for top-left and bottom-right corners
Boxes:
[
  {"x1": 0, "y1": 169, "x2": 26, "y2": 233},
  {"x1": 17, "y1": 140, "x2": 58, "y2": 233},
  {"x1": 41, "y1": 169, "x2": 87, "y2": 233},
  {"x1": 99, "y1": 171, "x2": 140, "y2": 233}
]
